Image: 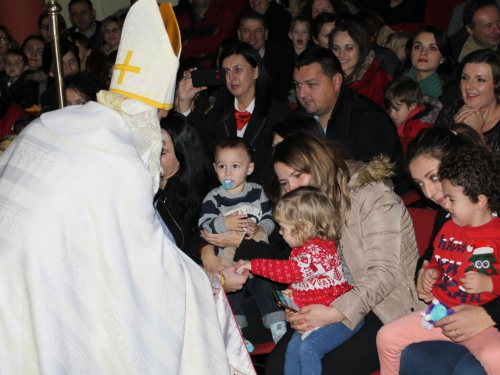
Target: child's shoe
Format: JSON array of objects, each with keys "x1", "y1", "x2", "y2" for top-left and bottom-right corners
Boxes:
[
  {"x1": 244, "y1": 338, "x2": 254, "y2": 353},
  {"x1": 270, "y1": 320, "x2": 287, "y2": 344}
]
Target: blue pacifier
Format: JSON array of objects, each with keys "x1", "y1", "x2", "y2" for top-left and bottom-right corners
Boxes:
[{"x1": 222, "y1": 180, "x2": 234, "y2": 190}]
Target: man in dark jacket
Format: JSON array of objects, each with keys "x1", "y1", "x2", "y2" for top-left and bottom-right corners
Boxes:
[
  {"x1": 240, "y1": 0, "x2": 292, "y2": 44},
  {"x1": 293, "y1": 47, "x2": 407, "y2": 193},
  {"x1": 68, "y1": 0, "x2": 101, "y2": 47}
]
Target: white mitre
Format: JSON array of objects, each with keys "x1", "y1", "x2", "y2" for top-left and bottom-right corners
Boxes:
[
  {"x1": 110, "y1": 0, "x2": 181, "y2": 109},
  {"x1": 99, "y1": 0, "x2": 181, "y2": 194}
]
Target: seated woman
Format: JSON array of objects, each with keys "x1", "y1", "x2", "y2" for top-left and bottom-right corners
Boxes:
[
  {"x1": 178, "y1": 42, "x2": 291, "y2": 186},
  {"x1": 397, "y1": 25, "x2": 456, "y2": 102},
  {"x1": 155, "y1": 112, "x2": 216, "y2": 255},
  {"x1": 400, "y1": 125, "x2": 500, "y2": 374},
  {"x1": 301, "y1": 0, "x2": 352, "y2": 19},
  {"x1": 200, "y1": 133, "x2": 425, "y2": 374},
  {"x1": 68, "y1": 32, "x2": 108, "y2": 87},
  {"x1": 330, "y1": 18, "x2": 392, "y2": 108},
  {"x1": 436, "y1": 49, "x2": 500, "y2": 153}
]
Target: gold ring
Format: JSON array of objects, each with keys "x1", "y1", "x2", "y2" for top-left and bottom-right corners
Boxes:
[{"x1": 455, "y1": 329, "x2": 459, "y2": 337}]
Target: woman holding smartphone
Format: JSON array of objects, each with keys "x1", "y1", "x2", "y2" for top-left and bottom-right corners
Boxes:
[{"x1": 177, "y1": 42, "x2": 291, "y2": 186}]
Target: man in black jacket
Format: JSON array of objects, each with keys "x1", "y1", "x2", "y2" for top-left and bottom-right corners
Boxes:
[{"x1": 293, "y1": 47, "x2": 402, "y2": 166}]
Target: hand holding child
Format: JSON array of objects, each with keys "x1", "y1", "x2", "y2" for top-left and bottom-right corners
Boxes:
[
  {"x1": 225, "y1": 212, "x2": 250, "y2": 232},
  {"x1": 460, "y1": 272, "x2": 493, "y2": 294},
  {"x1": 236, "y1": 260, "x2": 252, "y2": 274}
]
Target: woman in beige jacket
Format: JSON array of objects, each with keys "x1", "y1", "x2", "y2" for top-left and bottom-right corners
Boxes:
[{"x1": 265, "y1": 133, "x2": 426, "y2": 374}]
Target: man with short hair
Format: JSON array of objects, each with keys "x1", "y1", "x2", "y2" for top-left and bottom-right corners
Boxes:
[
  {"x1": 176, "y1": 0, "x2": 239, "y2": 64},
  {"x1": 237, "y1": 12, "x2": 294, "y2": 101},
  {"x1": 240, "y1": 0, "x2": 291, "y2": 44},
  {"x1": 68, "y1": 0, "x2": 101, "y2": 47},
  {"x1": 451, "y1": 0, "x2": 500, "y2": 61},
  {"x1": 293, "y1": 47, "x2": 405, "y2": 191}
]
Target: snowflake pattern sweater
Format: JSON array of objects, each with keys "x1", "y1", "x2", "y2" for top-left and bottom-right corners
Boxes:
[
  {"x1": 426, "y1": 217, "x2": 500, "y2": 307},
  {"x1": 251, "y1": 237, "x2": 353, "y2": 308}
]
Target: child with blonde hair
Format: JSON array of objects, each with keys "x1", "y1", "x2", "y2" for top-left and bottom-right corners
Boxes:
[{"x1": 237, "y1": 186, "x2": 364, "y2": 375}]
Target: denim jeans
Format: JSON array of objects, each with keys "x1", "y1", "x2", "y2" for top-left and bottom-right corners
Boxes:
[
  {"x1": 400, "y1": 341, "x2": 486, "y2": 375},
  {"x1": 227, "y1": 276, "x2": 285, "y2": 329},
  {"x1": 284, "y1": 319, "x2": 365, "y2": 375}
]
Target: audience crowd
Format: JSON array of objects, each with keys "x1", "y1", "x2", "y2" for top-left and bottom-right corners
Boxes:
[{"x1": 2, "y1": 0, "x2": 500, "y2": 374}]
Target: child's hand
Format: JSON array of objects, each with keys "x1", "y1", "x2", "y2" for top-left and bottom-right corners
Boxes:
[
  {"x1": 422, "y1": 268, "x2": 440, "y2": 293},
  {"x1": 236, "y1": 260, "x2": 252, "y2": 274},
  {"x1": 460, "y1": 272, "x2": 493, "y2": 294},
  {"x1": 244, "y1": 222, "x2": 259, "y2": 239},
  {"x1": 224, "y1": 212, "x2": 249, "y2": 232}
]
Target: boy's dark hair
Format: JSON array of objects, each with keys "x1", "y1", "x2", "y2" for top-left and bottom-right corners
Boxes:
[
  {"x1": 439, "y1": 145, "x2": 500, "y2": 212},
  {"x1": 215, "y1": 137, "x2": 253, "y2": 162},
  {"x1": 312, "y1": 12, "x2": 336, "y2": 39},
  {"x1": 296, "y1": 46, "x2": 343, "y2": 79},
  {"x1": 385, "y1": 77, "x2": 423, "y2": 108},
  {"x1": 6, "y1": 49, "x2": 28, "y2": 66},
  {"x1": 463, "y1": 0, "x2": 497, "y2": 28},
  {"x1": 290, "y1": 15, "x2": 311, "y2": 33}
]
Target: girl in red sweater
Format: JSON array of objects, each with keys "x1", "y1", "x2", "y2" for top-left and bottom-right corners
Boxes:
[{"x1": 237, "y1": 186, "x2": 364, "y2": 375}]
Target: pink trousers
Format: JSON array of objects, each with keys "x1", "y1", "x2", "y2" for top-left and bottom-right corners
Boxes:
[{"x1": 376, "y1": 308, "x2": 500, "y2": 375}]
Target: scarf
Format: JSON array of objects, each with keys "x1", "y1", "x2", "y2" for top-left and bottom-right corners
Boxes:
[{"x1": 403, "y1": 67, "x2": 443, "y2": 99}]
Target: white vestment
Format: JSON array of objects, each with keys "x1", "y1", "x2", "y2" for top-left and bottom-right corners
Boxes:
[{"x1": 0, "y1": 102, "x2": 255, "y2": 374}]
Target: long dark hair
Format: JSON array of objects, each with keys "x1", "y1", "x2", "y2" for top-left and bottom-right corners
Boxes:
[
  {"x1": 218, "y1": 42, "x2": 271, "y2": 124},
  {"x1": 397, "y1": 25, "x2": 456, "y2": 88},
  {"x1": 159, "y1": 112, "x2": 216, "y2": 226}
]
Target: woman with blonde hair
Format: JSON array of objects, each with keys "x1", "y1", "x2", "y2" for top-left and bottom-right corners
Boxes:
[{"x1": 265, "y1": 133, "x2": 425, "y2": 374}]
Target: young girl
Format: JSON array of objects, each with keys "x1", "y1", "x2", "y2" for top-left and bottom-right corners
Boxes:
[
  {"x1": 237, "y1": 186, "x2": 364, "y2": 375},
  {"x1": 377, "y1": 145, "x2": 500, "y2": 375}
]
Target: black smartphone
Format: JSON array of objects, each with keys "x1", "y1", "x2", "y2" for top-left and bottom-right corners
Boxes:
[
  {"x1": 191, "y1": 68, "x2": 226, "y2": 87},
  {"x1": 272, "y1": 290, "x2": 299, "y2": 312}
]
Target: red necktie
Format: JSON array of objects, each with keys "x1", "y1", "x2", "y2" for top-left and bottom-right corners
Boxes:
[{"x1": 235, "y1": 110, "x2": 252, "y2": 131}]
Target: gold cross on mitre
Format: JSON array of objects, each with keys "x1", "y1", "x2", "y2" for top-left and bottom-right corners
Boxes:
[{"x1": 115, "y1": 50, "x2": 141, "y2": 84}]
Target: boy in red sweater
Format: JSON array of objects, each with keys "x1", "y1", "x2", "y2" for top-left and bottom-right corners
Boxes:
[
  {"x1": 385, "y1": 77, "x2": 433, "y2": 138},
  {"x1": 237, "y1": 186, "x2": 363, "y2": 375},
  {"x1": 377, "y1": 146, "x2": 500, "y2": 375}
]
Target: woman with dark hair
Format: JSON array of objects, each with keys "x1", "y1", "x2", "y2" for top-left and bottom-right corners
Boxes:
[
  {"x1": 399, "y1": 125, "x2": 499, "y2": 374},
  {"x1": 397, "y1": 25, "x2": 456, "y2": 101},
  {"x1": 0, "y1": 25, "x2": 19, "y2": 71},
  {"x1": 21, "y1": 35, "x2": 45, "y2": 71},
  {"x1": 41, "y1": 39, "x2": 81, "y2": 112},
  {"x1": 68, "y1": 32, "x2": 108, "y2": 87},
  {"x1": 435, "y1": 49, "x2": 500, "y2": 152},
  {"x1": 155, "y1": 112, "x2": 216, "y2": 253},
  {"x1": 21, "y1": 35, "x2": 48, "y2": 107},
  {"x1": 37, "y1": 11, "x2": 67, "y2": 44},
  {"x1": 330, "y1": 18, "x2": 392, "y2": 108},
  {"x1": 312, "y1": 12, "x2": 337, "y2": 49},
  {"x1": 178, "y1": 42, "x2": 291, "y2": 185}
]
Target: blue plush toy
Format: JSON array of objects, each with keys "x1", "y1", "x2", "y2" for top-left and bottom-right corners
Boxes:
[{"x1": 421, "y1": 298, "x2": 455, "y2": 331}]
